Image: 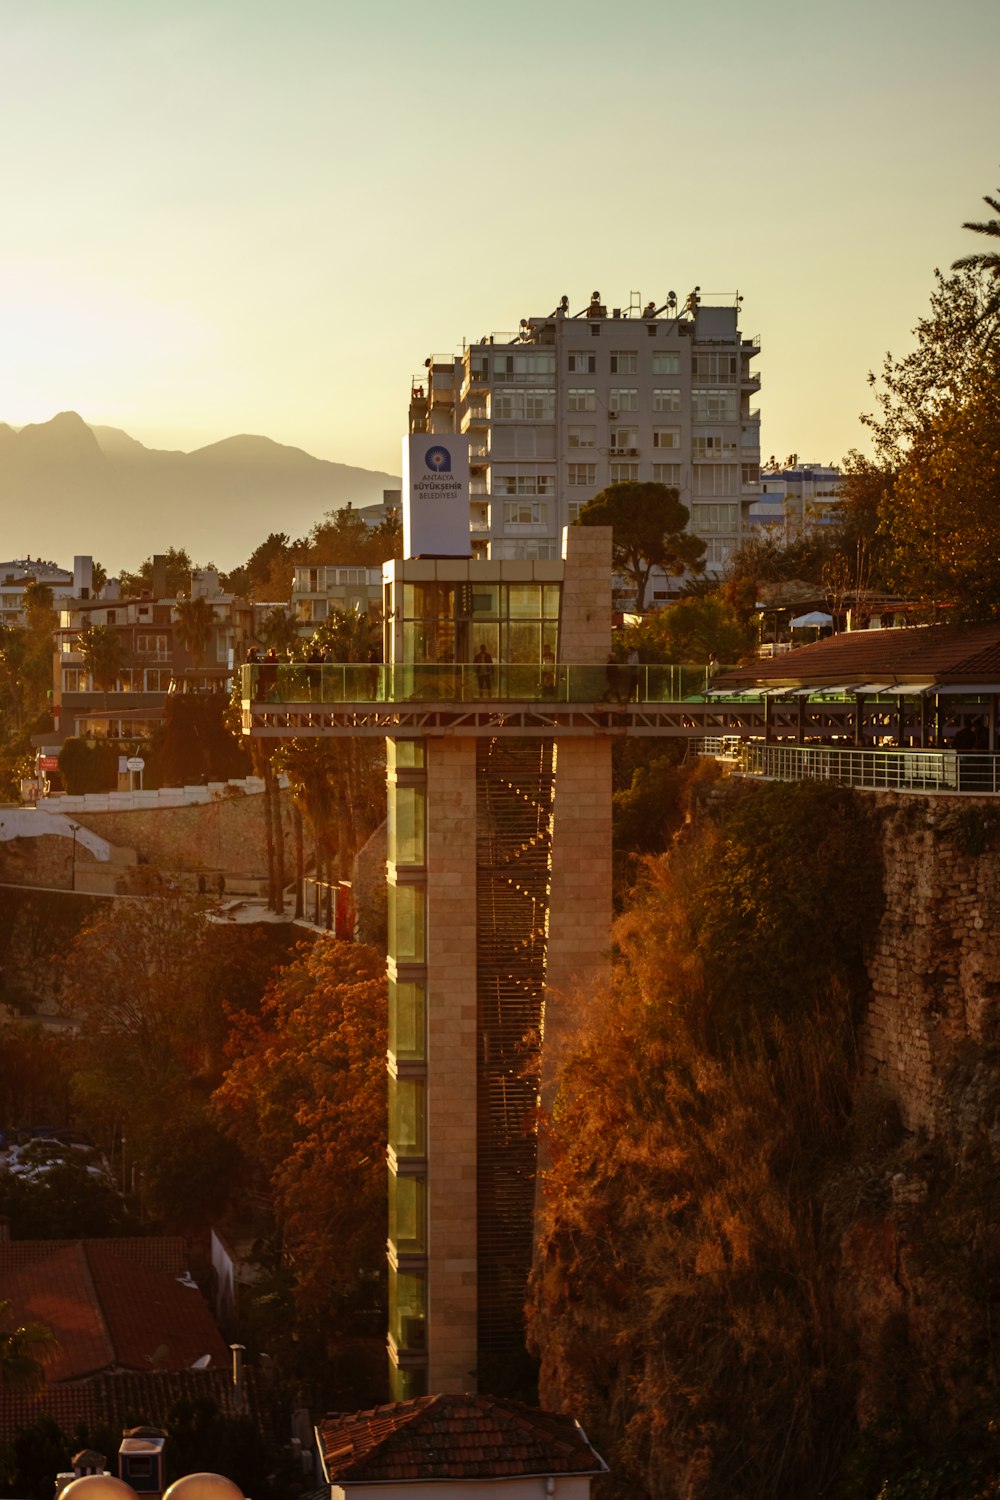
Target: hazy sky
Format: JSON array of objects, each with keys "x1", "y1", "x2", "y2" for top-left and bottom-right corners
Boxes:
[{"x1": 3, "y1": 0, "x2": 999, "y2": 477}]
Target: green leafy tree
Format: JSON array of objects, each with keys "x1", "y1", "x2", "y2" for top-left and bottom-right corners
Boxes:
[
  {"x1": 120, "y1": 548, "x2": 194, "y2": 598},
  {"x1": 214, "y1": 939, "x2": 387, "y2": 1327},
  {"x1": 626, "y1": 594, "x2": 753, "y2": 665},
  {"x1": 879, "y1": 368, "x2": 1000, "y2": 619},
  {"x1": 528, "y1": 783, "x2": 884, "y2": 1499},
  {"x1": 0, "y1": 1300, "x2": 58, "y2": 1393},
  {"x1": 61, "y1": 883, "x2": 249, "y2": 1228},
  {"x1": 575, "y1": 481, "x2": 705, "y2": 611},
  {"x1": 309, "y1": 504, "x2": 373, "y2": 566}
]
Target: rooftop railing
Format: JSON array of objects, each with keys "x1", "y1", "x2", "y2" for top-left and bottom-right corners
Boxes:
[
  {"x1": 242, "y1": 661, "x2": 731, "y2": 706},
  {"x1": 727, "y1": 741, "x2": 1000, "y2": 795}
]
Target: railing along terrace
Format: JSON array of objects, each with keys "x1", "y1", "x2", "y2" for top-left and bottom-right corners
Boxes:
[
  {"x1": 736, "y1": 742, "x2": 1000, "y2": 795},
  {"x1": 242, "y1": 661, "x2": 734, "y2": 705}
]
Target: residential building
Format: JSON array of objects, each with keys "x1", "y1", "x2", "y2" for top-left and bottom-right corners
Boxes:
[
  {"x1": 409, "y1": 288, "x2": 761, "y2": 586},
  {"x1": 750, "y1": 462, "x2": 843, "y2": 538},
  {"x1": 0, "y1": 556, "x2": 78, "y2": 627},
  {"x1": 290, "y1": 564, "x2": 383, "y2": 638},
  {"x1": 316, "y1": 1394, "x2": 607, "y2": 1499},
  {"x1": 53, "y1": 560, "x2": 254, "y2": 743}
]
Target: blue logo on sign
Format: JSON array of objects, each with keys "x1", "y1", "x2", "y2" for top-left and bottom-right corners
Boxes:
[{"x1": 425, "y1": 445, "x2": 452, "y2": 473}]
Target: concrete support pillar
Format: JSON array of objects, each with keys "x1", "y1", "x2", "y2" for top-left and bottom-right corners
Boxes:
[
  {"x1": 540, "y1": 736, "x2": 613, "y2": 1116},
  {"x1": 424, "y1": 737, "x2": 479, "y2": 1391}
]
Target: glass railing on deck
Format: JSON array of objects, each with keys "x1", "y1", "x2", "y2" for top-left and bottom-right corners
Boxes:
[{"x1": 241, "y1": 662, "x2": 738, "y2": 706}]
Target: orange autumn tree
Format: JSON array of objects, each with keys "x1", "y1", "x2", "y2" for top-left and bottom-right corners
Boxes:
[{"x1": 214, "y1": 938, "x2": 387, "y2": 1324}]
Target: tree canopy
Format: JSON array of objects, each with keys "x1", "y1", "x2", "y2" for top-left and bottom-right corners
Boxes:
[
  {"x1": 214, "y1": 938, "x2": 387, "y2": 1324},
  {"x1": 575, "y1": 481, "x2": 705, "y2": 611}
]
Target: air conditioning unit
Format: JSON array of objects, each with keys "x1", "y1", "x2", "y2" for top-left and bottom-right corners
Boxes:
[
  {"x1": 628, "y1": 448, "x2": 639, "y2": 456},
  {"x1": 609, "y1": 411, "x2": 618, "y2": 419}
]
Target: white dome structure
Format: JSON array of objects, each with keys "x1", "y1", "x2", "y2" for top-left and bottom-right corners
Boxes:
[
  {"x1": 61, "y1": 1479, "x2": 137, "y2": 1500},
  {"x1": 163, "y1": 1475, "x2": 245, "y2": 1500}
]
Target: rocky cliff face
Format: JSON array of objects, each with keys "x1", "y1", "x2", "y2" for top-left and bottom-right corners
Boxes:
[{"x1": 842, "y1": 793, "x2": 1000, "y2": 1446}]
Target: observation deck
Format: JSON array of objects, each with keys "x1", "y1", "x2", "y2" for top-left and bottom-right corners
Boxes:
[{"x1": 240, "y1": 661, "x2": 765, "y2": 739}]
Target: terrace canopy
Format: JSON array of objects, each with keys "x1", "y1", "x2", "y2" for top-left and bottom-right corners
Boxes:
[{"x1": 713, "y1": 622, "x2": 1000, "y2": 751}]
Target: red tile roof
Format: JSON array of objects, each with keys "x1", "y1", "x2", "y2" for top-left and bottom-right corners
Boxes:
[
  {"x1": 0, "y1": 1239, "x2": 227, "y2": 1383},
  {"x1": 719, "y1": 623, "x2": 1000, "y2": 692},
  {"x1": 316, "y1": 1394, "x2": 607, "y2": 1483},
  {"x1": 0, "y1": 1368, "x2": 269, "y2": 1445}
]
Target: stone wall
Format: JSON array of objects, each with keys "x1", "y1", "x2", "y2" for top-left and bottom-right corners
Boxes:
[{"x1": 863, "y1": 793, "x2": 1000, "y2": 1136}]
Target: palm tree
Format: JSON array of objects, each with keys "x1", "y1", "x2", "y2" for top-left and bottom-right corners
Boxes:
[
  {"x1": 173, "y1": 595, "x2": 217, "y2": 672},
  {"x1": 78, "y1": 623, "x2": 123, "y2": 711},
  {"x1": 953, "y1": 179, "x2": 1000, "y2": 325},
  {"x1": 0, "y1": 1300, "x2": 59, "y2": 1392}
]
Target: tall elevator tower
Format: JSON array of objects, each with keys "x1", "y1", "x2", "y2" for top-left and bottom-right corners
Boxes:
[{"x1": 383, "y1": 529, "x2": 612, "y2": 1397}]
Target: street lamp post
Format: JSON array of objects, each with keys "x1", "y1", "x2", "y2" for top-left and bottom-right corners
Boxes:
[{"x1": 68, "y1": 822, "x2": 79, "y2": 891}]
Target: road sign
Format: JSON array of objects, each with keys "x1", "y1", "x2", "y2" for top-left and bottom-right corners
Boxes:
[{"x1": 126, "y1": 757, "x2": 145, "y2": 772}]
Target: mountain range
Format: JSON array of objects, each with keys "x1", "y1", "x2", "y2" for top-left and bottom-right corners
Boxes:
[{"x1": 0, "y1": 411, "x2": 400, "y2": 575}]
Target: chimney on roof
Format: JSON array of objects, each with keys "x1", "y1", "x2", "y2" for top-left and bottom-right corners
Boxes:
[
  {"x1": 152, "y1": 554, "x2": 167, "y2": 597},
  {"x1": 230, "y1": 1342, "x2": 247, "y2": 1411}
]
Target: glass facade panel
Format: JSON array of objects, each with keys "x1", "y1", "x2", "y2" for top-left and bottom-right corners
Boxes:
[
  {"x1": 507, "y1": 584, "x2": 542, "y2": 618},
  {"x1": 388, "y1": 785, "x2": 425, "y2": 867},
  {"x1": 388, "y1": 883, "x2": 425, "y2": 963},
  {"x1": 389, "y1": 1172, "x2": 427, "y2": 1255},
  {"x1": 390, "y1": 1363, "x2": 427, "y2": 1401},
  {"x1": 389, "y1": 1268, "x2": 427, "y2": 1349},
  {"x1": 389, "y1": 978, "x2": 426, "y2": 1061},
  {"x1": 389, "y1": 1075, "x2": 426, "y2": 1157},
  {"x1": 507, "y1": 621, "x2": 541, "y2": 663},
  {"x1": 388, "y1": 740, "x2": 425, "y2": 770}
]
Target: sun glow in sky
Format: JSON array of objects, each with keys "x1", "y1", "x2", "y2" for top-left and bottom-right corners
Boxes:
[{"x1": 3, "y1": 0, "x2": 999, "y2": 478}]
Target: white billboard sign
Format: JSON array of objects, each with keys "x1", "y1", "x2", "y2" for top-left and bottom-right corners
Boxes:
[{"x1": 402, "y1": 434, "x2": 471, "y2": 558}]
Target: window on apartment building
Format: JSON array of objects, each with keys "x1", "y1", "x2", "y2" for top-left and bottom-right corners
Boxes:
[
  {"x1": 567, "y1": 424, "x2": 596, "y2": 447},
  {"x1": 389, "y1": 1172, "x2": 427, "y2": 1256},
  {"x1": 566, "y1": 501, "x2": 585, "y2": 522},
  {"x1": 492, "y1": 388, "x2": 555, "y2": 420},
  {"x1": 610, "y1": 462, "x2": 639, "y2": 483},
  {"x1": 62, "y1": 668, "x2": 87, "y2": 692},
  {"x1": 652, "y1": 351, "x2": 681, "y2": 375},
  {"x1": 692, "y1": 352, "x2": 738, "y2": 382},
  {"x1": 690, "y1": 503, "x2": 738, "y2": 535},
  {"x1": 652, "y1": 464, "x2": 682, "y2": 485},
  {"x1": 495, "y1": 350, "x2": 556, "y2": 380},
  {"x1": 610, "y1": 426, "x2": 638, "y2": 451},
  {"x1": 504, "y1": 500, "x2": 548, "y2": 526},
  {"x1": 493, "y1": 475, "x2": 554, "y2": 496},
  {"x1": 742, "y1": 463, "x2": 760, "y2": 485},
  {"x1": 567, "y1": 351, "x2": 596, "y2": 373},
  {"x1": 652, "y1": 428, "x2": 680, "y2": 449},
  {"x1": 652, "y1": 388, "x2": 681, "y2": 412},
  {"x1": 567, "y1": 387, "x2": 596, "y2": 412},
  {"x1": 692, "y1": 388, "x2": 738, "y2": 422},
  {"x1": 145, "y1": 668, "x2": 173, "y2": 691},
  {"x1": 610, "y1": 350, "x2": 638, "y2": 374},
  {"x1": 692, "y1": 464, "x2": 739, "y2": 496},
  {"x1": 567, "y1": 463, "x2": 597, "y2": 487},
  {"x1": 692, "y1": 431, "x2": 737, "y2": 460},
  {"x1": 704, "y1": 537, "x2": 736, "y2": 566},
  {"x1": 134, "y1": 633, "x2": 170, "y2": 659},
  {"x1": 609, "y1": 388, "x2": 639, "y2": 413}
]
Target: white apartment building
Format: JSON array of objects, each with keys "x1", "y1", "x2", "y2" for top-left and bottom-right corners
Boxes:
[
  {"x1": 750, "y1": 462, "x2": 843, "y2": 539},
  {"x1": 409, "y1": 289, "x2": 761, "y2": 586}
]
